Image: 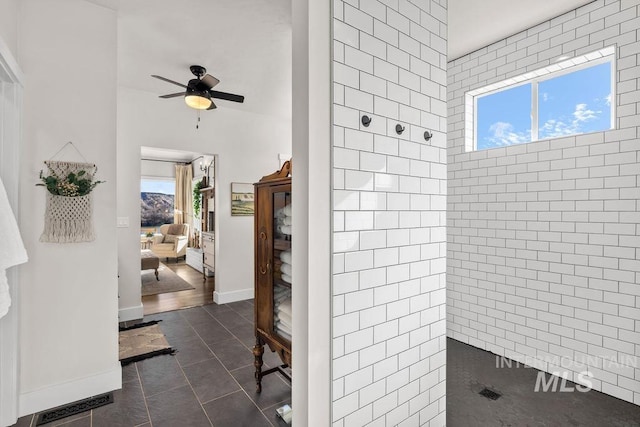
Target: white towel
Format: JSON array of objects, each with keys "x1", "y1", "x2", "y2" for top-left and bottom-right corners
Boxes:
[
  {"x1": 0, "y1": 177, "x2": 28, "y2": 319},
  {"x1": 274, "y1": 285, "x2": 289, "y2": 295},
  {"x1": 280, "y1": 225, "x2": 292, "y2": 235},
  {"x1": 274, "y1": 293, "x2": 290, "y2": 304},
  {"x1": 275, "y1": 288, "x2": 290, "y2": 297},
  {"x1": 0, "y1": 271, "x2": 12, "y2": 320},
  {"x1": 274, "y1": 288, "x2": 291, "y2": 306},
  {"x1": 276, "y1": 328, "x2": 291, "y2": 341},
  {"x1": 276, "y1": 321, "x2": 292, "y2": 335},
  {"x1": 280, "y1": 262, "x2": 292, "y2": 276},
  {"x1": 282, "y1": 204, "x2": 292, "y2": 217},
  {"x1": 282, "y1": 216, "x2": 292, "y2": 226},
  {"x1": 276, "y1": 309, "x2": 292, "y2": 327},
  {"x1": 281, "y1": 273, "x2": 292, "y2": 284},
  {"x1": 278, "y1": 298, "x2": 292, "y2": 317},
  {"x1": 280, "y1": 249, "x2": 292, "y2": 264}
]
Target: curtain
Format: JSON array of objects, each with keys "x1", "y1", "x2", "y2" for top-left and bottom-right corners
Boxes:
[{"x1": 174, "y1": 164, "x2": 193, "y2": 227}]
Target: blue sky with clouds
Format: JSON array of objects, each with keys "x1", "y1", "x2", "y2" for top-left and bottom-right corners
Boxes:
[{"x1": 477, "y1": 62, "x2": 611, "y2": 150}]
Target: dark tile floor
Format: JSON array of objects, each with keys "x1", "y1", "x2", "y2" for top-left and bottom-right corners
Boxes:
[
  {"x1": 13, "y1": 300, "x2": 291, "y2": 427},
  {"x1": 13, "y1": 311, "x2": 640, "y2": 426},
  {"x1": 447, "y1": 338, "x2": 640, "y2": 427}
]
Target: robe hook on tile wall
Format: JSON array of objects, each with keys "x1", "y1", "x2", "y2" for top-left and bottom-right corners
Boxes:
[
  {"x1": 361, "y1": 115, "x2": 371, "y2": 127},
  {"x1": 395, "y1": 124, "x2": 405, "y2": 135},
  {"x1": 424, "y1": 130, "x2": 432, "y2": 141}
]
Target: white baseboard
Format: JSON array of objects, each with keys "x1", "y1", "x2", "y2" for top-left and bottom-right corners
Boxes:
[
  {"x1": 213, "y1": 287, "x2": 254, "y2": 304},
  {"x1": 19, "y1": 365, "x2": 121, "y2": 417},
  {"x1": 118, "y1": 304, "x2": 143, "y2": 322}
]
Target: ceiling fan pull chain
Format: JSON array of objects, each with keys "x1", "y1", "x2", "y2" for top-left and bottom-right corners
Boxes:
[{"x1": 196, "y1": 110, "x2": 201, "y2": 130}]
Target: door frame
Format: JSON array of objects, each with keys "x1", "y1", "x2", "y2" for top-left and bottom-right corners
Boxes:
[{"x1": 0, "y1": 35, "x2": 24, "y2": 427}]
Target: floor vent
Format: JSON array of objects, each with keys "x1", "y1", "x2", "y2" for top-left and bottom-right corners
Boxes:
[
  {"x1": 479, "y1": 388, "x2": 501, "y2": 400},
  {"x1": 36, "y1": 392, "x2": 113, "y2": 425}
]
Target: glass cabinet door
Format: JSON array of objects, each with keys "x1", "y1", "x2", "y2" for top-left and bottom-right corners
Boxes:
[{"x1": 272, "y1": 190, "x2": 291, "y2": 342}]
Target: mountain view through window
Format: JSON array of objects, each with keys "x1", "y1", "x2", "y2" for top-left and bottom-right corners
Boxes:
[{"x1": 140, "y1": 179, "x2": 175, "y2": 232}]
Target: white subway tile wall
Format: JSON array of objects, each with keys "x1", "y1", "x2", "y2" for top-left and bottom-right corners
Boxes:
[
  {"x1": 448, "y1": 0, "x2": 640, "y2": 406},
  {"x1": 333, "y1": 0, "x2": 448, "y2": 425}
]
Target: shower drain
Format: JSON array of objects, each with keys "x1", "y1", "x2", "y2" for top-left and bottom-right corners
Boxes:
[{"x1": 479, "y1": 387, "x2": 502, "y2": 400}]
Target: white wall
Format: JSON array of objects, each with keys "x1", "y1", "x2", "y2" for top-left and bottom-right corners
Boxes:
[
  {"x1": 291, "y1": 0, "x2": 332, "y2": 424},
  {"x1": 332, "y1": 0, "x2": 448, "y2": 425},
  {"x1": 17, "y1": 0, "x2": 120, "y2": 415},
  {"x1": 448, "y1": 0, "x2": 640, "y2": 406},
  {"x1": 117, "y1": 87, "x2": 291, "y2": 319},
  {"x1": 0, "y1": 0, "x2": 18, "y2": 59}
]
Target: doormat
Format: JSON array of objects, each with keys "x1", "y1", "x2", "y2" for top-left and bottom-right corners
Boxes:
[{"x1": 118, "y1": 320, "x2": 176, "y2": 365}]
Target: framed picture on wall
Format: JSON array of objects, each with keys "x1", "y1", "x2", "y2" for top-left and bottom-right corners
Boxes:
[{"x1": 231, "y1": 182, "x2": 254, "y2": 216}]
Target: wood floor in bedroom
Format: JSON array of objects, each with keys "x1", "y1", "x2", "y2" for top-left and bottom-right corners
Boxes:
[{"x1": 142, "y1": 259, "x2": 215, "y2": 315}]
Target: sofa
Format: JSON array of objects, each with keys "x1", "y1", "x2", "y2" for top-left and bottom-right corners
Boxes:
[{"x1": 150, "y1": 223, "x2": 190, "y2": 262}]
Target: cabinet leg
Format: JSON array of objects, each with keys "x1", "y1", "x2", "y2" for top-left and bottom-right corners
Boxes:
[{"x1": 253, "y1": 340, "x2": 265, "y2": 393}]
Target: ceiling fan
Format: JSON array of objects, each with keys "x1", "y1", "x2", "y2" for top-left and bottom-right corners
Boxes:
[{"x1": 152, "y1": 65, "x2": 245, "y2": 111}]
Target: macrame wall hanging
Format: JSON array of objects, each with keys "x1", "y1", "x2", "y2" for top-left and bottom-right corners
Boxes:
[{"x1": 38, "y1": 142, "x2": 103, "y2": 243}]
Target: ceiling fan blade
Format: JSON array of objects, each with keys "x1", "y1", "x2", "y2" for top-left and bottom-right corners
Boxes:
[
  {"x1": 200, "y1": 74, "x2": 220, "y2": 90},
  {"x1": 151, "y1": 75, "x2": 188, "y2": 89},
  {"x1": 207, "y1": 100, "x2": 217, "y2": 110},
  {"x1": 209, "y1": 90, "x2": 245, "y2": 103},
  {"x1": 159, "y1": 92, "x2": 185, "y2": 99}
]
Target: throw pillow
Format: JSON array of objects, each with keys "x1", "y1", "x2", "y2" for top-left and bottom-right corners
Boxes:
[
  {"x1": 167, "y1": 224, "x2": 184, "y2": 235},
  {"x1": 163, "y1": 234, "x2": 179, "y2": 244}
]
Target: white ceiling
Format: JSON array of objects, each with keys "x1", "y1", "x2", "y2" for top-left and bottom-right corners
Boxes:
[
  {"x1": 83, "y1": 0, "x2": 292, "y2": 162},
  {"x1": 85, "y1": 0, "x2": 594, "y2": 145},
  {"x1": 88, "y1": 0, "x2": 598, "y2": 85},
  {"x1": 448, "y1": 0, "x2": 594, "y2": 60},
  {"x1": 92, "y1": 0, "x2": 292, "y2": 120}
]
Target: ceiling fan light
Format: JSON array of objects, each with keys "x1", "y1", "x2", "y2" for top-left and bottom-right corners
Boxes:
[{"x1": 185, "y1": 92, "x2": 212, "y2": 110}]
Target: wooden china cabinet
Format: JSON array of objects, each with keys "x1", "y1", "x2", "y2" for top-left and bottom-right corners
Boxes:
[{"x1": 253, "y1": 160, "x2": 292, "y2": 392}]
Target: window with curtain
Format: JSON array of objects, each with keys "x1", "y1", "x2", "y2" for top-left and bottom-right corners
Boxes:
[{"x1": 174, "y1": 164, "x2": 193, "y2": 226}]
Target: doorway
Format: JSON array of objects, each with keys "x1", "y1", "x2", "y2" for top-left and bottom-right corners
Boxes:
[{"x1": 139, "y1": 147, "x2": 217, "y2": 315}]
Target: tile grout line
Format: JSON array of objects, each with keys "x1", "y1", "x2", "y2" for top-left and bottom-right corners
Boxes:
[
  {"x1": 181, "y1": 305, "x2": 278, "y2": 426},
  {"x1": 223, "y1": 302, "x2": 291, "y2": 422},
  {"x1": 142, "y1": 300, "x2": 286, "y2": 426},
  {"x1": 135, "y1": 361, "x2": 155, "y2": 427},
  {"x1": 174, "y1": 308, "x2": 231, "y2": 426},
  {"x1": 176, "y1": 307, "x2": 273, "y2": 426},
  {"x1": 179, "y1": 306, "x2": 249, "y2": 389},
  {"x1": 221, "y1": 303, "x2": 288, "y2": 426}
]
